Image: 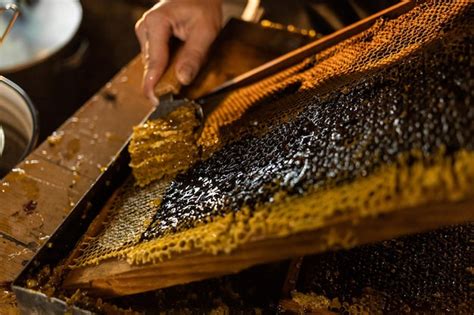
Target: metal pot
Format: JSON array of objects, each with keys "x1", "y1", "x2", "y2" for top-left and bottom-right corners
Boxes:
[
  {"x1": 0, "y1": 0, "x2": 84, "y2": 140},
  {"x1": 0, "y1": 76, "x2": 38, "y2": 178},
  {"x1": 0, "y1": 0, "x2": 83, "y2": 72}
]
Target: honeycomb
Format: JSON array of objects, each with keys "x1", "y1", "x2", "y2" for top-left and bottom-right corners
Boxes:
[
  {"x1": 293, "y1": 223, "x2": 473, "y2": 313},
  {"x1": 71, "y1": 178, "x2": 170, "y2": 264},
  {"x1": 128, "y1": 103, "x2": 201, "y2": 187},
  {"x1": 72, "y1": 0, "x2": 474, "y2": 268}
]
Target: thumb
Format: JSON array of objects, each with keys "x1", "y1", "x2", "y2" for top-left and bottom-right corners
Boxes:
[{"x1": 175, "y1": 30, "x2": 215, "y2": 86}]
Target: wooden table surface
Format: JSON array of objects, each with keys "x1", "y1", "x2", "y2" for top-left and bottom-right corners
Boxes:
[{"x1": 0, "y1": 57, "x2": 152, "y2": 313}]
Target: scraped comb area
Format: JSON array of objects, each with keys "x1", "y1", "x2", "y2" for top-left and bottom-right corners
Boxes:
[{"x1": 128, "y1": 103, "x2": 201, "y2": 187}]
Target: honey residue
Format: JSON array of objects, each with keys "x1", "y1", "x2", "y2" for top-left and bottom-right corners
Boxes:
[
  {"x1": 64, "y1": 138, "x2": 81, "y2": 160},
  {"x1": 291, "y1": 291, "x2": 332, "y2": 312},
  {"x1": 47, "y1": 131, "x2": 64, "y2": 146},
  {"x1": 290, "y1": 290, "x2": 385, "y2": 314},
  {"x1": 129, "y1": 104, "x2": 200, "y2": 187}
]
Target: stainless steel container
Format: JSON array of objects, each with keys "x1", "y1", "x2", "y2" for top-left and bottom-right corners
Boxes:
[
  {"x1": 0, "y1": 76, "x2": 38, "y2": 178},
  {"x1": 0, "y1": 0, "x2": 83, "y2": 140}
]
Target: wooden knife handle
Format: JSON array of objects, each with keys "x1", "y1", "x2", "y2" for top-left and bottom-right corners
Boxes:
[{"x1": 153, "y1": 42, "x2": 183, "y2": 97}]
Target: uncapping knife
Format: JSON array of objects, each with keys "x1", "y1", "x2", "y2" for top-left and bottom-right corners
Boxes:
[{"x1": 148, "y1": 45, "x2": 203, "y2": 122}]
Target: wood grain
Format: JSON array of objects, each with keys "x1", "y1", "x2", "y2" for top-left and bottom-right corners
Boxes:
[
  {"x1": 0, "y1": 55, "x2": 151, "y2": 310},
  {"x1": 0, "y1": 238, "x2": 34, "y2": 284},
  {"x1": 0, "y1": 289, "x2": 19, "y2": 315},
  {"x1": 0, "y1": 158, "x2": 91, "y2": 251},
  {"x1": 36, "y1": 57, "x2": 152, "y2": 179}
]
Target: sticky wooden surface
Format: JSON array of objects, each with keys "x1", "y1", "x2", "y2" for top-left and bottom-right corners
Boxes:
[{"x1": 0, "y1": 56, "x2": 152, "y2": 312}]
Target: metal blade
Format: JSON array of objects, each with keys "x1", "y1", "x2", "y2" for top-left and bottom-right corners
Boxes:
[
  {"x1": 146, "y1": 95, "x2": 204, "y2": 135},
  {"x1": 148, "y1": 94, "x2": 202, "y2": 121}
]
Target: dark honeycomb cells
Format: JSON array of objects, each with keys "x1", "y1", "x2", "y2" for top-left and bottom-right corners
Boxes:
[
  {"x1": 143, "y1": 27, "x2": 474, "y2": 240},
  {"x1": 296, "y1": 223, "x2": 474, "y2": 313}
]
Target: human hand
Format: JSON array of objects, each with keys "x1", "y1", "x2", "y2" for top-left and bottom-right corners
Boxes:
[{"x1": 135, "y1": 0, "x2": 223, "y2": 104}]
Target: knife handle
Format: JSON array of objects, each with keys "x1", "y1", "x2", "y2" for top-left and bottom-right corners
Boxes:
[{"x1": 154, "y1": 42, "x2": 183, "y2": 97}]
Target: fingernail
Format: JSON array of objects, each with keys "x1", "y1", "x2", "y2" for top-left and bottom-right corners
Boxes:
[
  {"x1": 177, "y1": 64, "x2": 195, "y2": 85},
  {"x1": 147, "y1": 91, "x2": 159, "y2": 106}
]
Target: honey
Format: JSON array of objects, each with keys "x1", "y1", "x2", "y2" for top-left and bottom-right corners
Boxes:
[{"x1": 128, "y1": 104, "x2": 201, "y2": 187}]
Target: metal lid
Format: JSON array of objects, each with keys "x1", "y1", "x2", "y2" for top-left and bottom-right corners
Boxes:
[{"x1": 0, "y1": 0, "x2": 82, "y2": 73}]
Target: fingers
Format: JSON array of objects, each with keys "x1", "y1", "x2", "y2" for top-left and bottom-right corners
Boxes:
[
  {"x1": 134, "y1": 19, "x2": 147, "y2": 56},
  {"x1": 175, "y1": 27, "x2": 216, "y2": 86},
  {"x1": 135, "y1": 13, "x2": 172, "y2": 104},
  {"x1": 135, "y1": 0, "x2": 223, "y2": 99},
  {"x1": 145, "y1": 20, "x2": 172, "y2": 104}
]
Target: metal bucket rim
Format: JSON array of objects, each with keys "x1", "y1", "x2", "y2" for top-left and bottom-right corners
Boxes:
[{"x1": 0, "y1": 75, "x2": 39, "y2": 161}]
